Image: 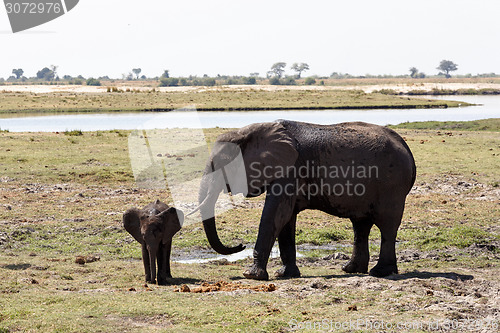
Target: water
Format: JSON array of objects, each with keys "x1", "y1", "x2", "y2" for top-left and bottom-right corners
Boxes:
[
  {"x1": 173, "y1": 247, "x2": 304, "y2": 264},
  {"x1": 0, "y1": 95, "x2": 498, "y2": 132}
]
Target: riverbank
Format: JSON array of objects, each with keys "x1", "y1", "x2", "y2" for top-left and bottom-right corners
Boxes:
[
  {"x1": 0, "y1": 120, "x2": 498, "y2": 332},
  {"x1": 0, "y1": 86, "x2": 466, "y2": 113}
]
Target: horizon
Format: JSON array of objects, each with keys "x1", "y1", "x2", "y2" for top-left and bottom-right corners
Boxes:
[{"x1": 1, "y1": 1, "x2": 500, "y2": 79}]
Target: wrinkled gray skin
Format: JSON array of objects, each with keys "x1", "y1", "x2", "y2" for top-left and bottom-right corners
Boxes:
[
  {"x1": 197, "y1": 120, "x2": 416, "y2": 280},
  {"x1": 123, "y1": 200, "x2": 183, "y2": 285}
]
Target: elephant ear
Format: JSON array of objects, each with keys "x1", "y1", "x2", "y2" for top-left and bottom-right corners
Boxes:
[
  {"x1": 123, "y1": 208, "x2": 143, "y2": 244},
  {"x1": 238, "y1": 122, "x2": 298, "y2": 179},
  {"x1": 158, "y1": 207, "x2": 183, "y2": 244}
]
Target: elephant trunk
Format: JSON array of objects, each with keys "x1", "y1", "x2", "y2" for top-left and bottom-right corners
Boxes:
[
  {"x1": 202, "y1": 216, "x2": 245, "y2": 255},
  {"x1": 148, "y1": 244, "x2": 157, "y2": 283},
  {"x1": 199, "y1": 172, "x2": 245, "y2": 255}
]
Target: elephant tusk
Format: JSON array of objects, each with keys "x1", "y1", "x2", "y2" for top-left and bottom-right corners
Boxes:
[{"x1": 186, "y1": 194, "x2": 211, "y2": 216}]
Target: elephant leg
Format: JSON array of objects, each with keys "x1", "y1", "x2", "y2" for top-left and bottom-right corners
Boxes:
[
  {"x1": 342, "y1": 217, "x2": 373, "y2": 274},
  {"x1": 141, "y1": 243, "x2": 152, "y2": 283},
  {"x1": 157, "y1": 240, "x2": 172, "y2": 285},
  {"x1": 369, "y1": 206, "x2": 403, "y2": 277},
  {"x1": 275, "y1": 214, "x2": 300, "y2": 278},
  {"x1": 243, "y1": 182, "x2": 296, "y2": 281}
]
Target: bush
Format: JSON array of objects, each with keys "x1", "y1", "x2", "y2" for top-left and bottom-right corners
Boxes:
[
  {"x1": 86, "y1": 78, "x2": 101, "y2": 86},
  {"x1": 159, "y1": 77, "x2": 179, "y2": 87},
  {"x1": 304, "y1": 77, "x2": 316, "y2": 85},
  {"x1": 242, "y1": 77, "x2": 256, "y2": 85},
  {"x1": 64, "y1": 130, "x2": 83, "y2": 136},
  {"x1": 69, "y1": 79, "x2": 83, "y2": 85},
  {"x1": 281, "y1": 77, "x2": 296, "y2": 85},
  {"x1": 269, "y1": 77, "x2": 281, "y2": 85}
]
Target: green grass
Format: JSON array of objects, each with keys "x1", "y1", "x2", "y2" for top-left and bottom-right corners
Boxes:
[
  {"x1": 0, "y1": 89, "x2": 465, "y2": 113},
  {"x1": 390, "y1": 118, "x2": 500, "y2": 131}
]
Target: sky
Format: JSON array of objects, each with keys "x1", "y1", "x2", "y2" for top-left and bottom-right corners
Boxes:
[{"x1": 1, "y1": 0, "x2": 500, "y2": 79}]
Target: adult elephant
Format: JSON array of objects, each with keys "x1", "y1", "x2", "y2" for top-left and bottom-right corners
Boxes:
[{"x1": 195, "y1": 120, "x2": 416, "y2": 280}]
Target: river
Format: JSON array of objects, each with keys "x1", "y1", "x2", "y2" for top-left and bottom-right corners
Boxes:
[{"x1": 0, "y1": 95, "x2": 498, "y2": 132}]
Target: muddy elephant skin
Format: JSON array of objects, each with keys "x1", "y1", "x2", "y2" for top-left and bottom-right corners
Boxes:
[{"x1": 196, "y1": 120, "x2": 416, "y2": 280}]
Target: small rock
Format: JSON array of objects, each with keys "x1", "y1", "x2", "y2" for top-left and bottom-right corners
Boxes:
[
  {"x1": 84, "y1": 255, "x2": 100, "y2": 263},
  {"x1": 209, "y1": 258, "x2": 229, "y2": 265},
  {"x1": 128, "y1": 287, "x2": 136, "y2": 292},
  {"x1": 311, "y1": 280, "x2": 328, "y2": 289},
  {"x1": 347, "y1": 304, "x2": 357, "y2": 311},
  {"x1": 323, "y1": 252, "x2": 349, "y2": 260},
  {"x1": 75, "y1": 256, "x2": 86, "y2": 265}
]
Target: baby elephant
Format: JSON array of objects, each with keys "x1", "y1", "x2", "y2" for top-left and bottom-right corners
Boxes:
[{"x1": 123, "y1": 200, "x2": 183, "y2": 285}]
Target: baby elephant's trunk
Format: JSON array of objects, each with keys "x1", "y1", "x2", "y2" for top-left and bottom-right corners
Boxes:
[{"x1": 148, "y1": 244, "x2": 157, "y2": 283}]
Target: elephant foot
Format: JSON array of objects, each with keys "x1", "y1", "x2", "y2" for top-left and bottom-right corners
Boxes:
[
  {"x1": 369, "y1": 264, "x2": 398, "y2": 277},
  {"x1": 274, "y1": 265, "x2": 301, "y2": 278},
  {"x1": 341, "y1": 259, "x2": 368, "y2": 274},
  {"x1": 243, "y1": 265, "x2": 269, "y2": 281},
  {"x1": 157, "y1": 274, "x2": 173, "y2": 286},
  {"x1": 146, "y1": 279, "x2": 157, "y2": 284}
]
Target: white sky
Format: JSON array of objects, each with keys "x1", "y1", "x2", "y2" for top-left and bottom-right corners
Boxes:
[{"x1": 1, "y1": 0, "x2": 500, "y2": 79}]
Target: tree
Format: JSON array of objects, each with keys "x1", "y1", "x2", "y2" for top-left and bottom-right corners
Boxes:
[
  {"x1": 12, "y1": 68, "x2": 23, "y2": 79},
  {"x1": 50, "y1": 65, "x2": 58, "y2": 79},
  {"x1": 36, "y1": 67, "x2": 55, "y2": 81},
  {"x1": 270, "y1": 62, "x2": 286, "y2": 78},
  {"x1": 290, "y1": 63, "x2": 309, "y2": 78},
  {"x1": 437, "y1": 60, "x2": 458, "y2": 78},
  {"x1": 161, "y1": 70, "x2": 169, "y2": 78},
  {"x1": 132, "y1": 68, "x2": 142, "y2": 79},
  {"x1": 409, "y1": 67, "x2": 418, "y2": 78}
]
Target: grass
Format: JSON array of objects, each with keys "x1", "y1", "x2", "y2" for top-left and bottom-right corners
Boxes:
[
  {"x1": 0, "y1": 89, "x2": 465, "y2": 113},
  {"x1": 390, "y1": 118, "x2": 500, "y2": 131},
  {"x1": 0, "y1": 120, "x2": 499, "y2": 332}
]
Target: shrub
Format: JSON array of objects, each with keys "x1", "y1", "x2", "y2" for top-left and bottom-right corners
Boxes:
[
  {"x1": 304, "y1": 77, "x2": 316, "y2": 85},
  {"x1": 86, "y1": 78, "x2": 101, "y2": 86},
  {"x1": 269, "y1": 77, "x2": 281, "y2": 85},
  {"x1": 159, "y1": 77, "x2": 179, "y2": 87},
  {"x1": 64, "y1": 130, "x2": 83, "y2": 136},
  {"x1": 281, "y1": 77, "x2": 296, "y2": 85},
  {"x1": 242, "y1": 77, "x2": 256, "y2": 85},
  {"x1": 69, "y1": 79, "x2": 83, "y2": 85}
]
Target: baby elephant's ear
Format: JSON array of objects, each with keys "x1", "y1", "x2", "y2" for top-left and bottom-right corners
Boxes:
[
  {"x1": 123, "y1": 208, "x2": 143, "y2": 243},
  {"x1": 157, "y1": 207, "x2": 183, "y2": 244}
]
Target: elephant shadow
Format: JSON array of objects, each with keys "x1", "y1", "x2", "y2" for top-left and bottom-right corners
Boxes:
[
  {"x1": 162, "y1": 276, "x2": 203, "y2": 285},
  {"x1": 381, "y1": 271, "x2": 474, "y2": 281},
  {"x1": 300, "y1": 271, "x2": 474, "y2": 281},
  {"x1": 1, "y1": 263, "x2": 32, "y2": 270}
]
